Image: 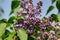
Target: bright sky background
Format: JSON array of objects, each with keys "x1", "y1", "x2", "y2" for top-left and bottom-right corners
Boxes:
[{"x1": 0, "y1": 0, "x2": 58, "y2": 20}]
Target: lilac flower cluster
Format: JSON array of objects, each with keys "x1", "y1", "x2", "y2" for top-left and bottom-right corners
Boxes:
[
  {"x1": 14, "y1": 0, "x2": 42, "y2": 34},
  {"x1": 14, "y1": 0, "x2": 60, "y2": 40}
]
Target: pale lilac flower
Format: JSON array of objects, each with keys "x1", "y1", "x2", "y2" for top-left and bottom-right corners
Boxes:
[{"x1": 50, "y1": 30, "x2": 55, "y2": 34}]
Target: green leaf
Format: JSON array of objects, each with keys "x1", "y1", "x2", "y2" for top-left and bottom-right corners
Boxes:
[
  {"x1": 0, "y1": 18, "x2": 7, "y2": 23},
  {"x1": 10, "y1": 24, "x2": 15, "y2": 33},
  {"x1": 28, "y1": 35, "x2": 35, "y2": 40},
  {"x1": 34, "y1": 26, "x2": 39, "y2": 32},
  {"x1": 14, "y1": 8, "x2": 18, "y2": 14},
  {"x1": 11, "y1": 1, "x2": 20, "y2": 11},
  {"x1": 0, "y1": 37, "x2": 2, "y2": 40},
  {"x1": 56, "y1": 0, "x2": 60, "y2": 11},
  {"x1": 51, "y1": 14, "x2": 58, "y2": 22},
  {"x1": 2, "y1": 30, "x2": 10, "y2": 40},
  {"x1": 17, "y1": 29, "x2": 28, "y2": 40},
  {"x1": 8, "y1": 16, "x2": 16, "y2": 24},
  {"x1": 4, "y1": 24, "x2": 16, "y2": 40},
  {"x1": 52, "y1": 26, "x2": 58, "y2": 31},
  {"x1": 0, "y1": 23, "x2": 6, "y2": 37},
  {"x1": 4, "y1": 24, "x2": 15, "y2": 40},
  {"x1": 46, "y1": 6, "x2": 54, "y2": 15},
  {"x1": 57, "y1": 15, "x2": 60, "y2": 22},
  {"x1": 3, "y1": 24, "x2": 16, "y2": 40},
  {"x1": 10, "y1": 1, "x2": 20, "y2": 15},
  {"x1": 0, "y1": 20, "x2": 4, "y2": 23},
  {"x1": 56, "y1": 31, "x2": 60, "y2": 35},
  {"x1": 9, "y1": 10, "x2": 14, "y2": 15},
  {"x1": 4, "y1": 32, "x2": 15, "y2": 40},
  {"x1": 51, "y1": 0, "x2": 56, "y2": 4}
]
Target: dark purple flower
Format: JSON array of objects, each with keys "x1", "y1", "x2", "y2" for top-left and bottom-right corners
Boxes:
[
  {"x1": 26, "y1": 29, "x2": 34, "y2": 34},
  {"x1": 42, "y1": 32, "x2": 49, "y2": 39}
]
